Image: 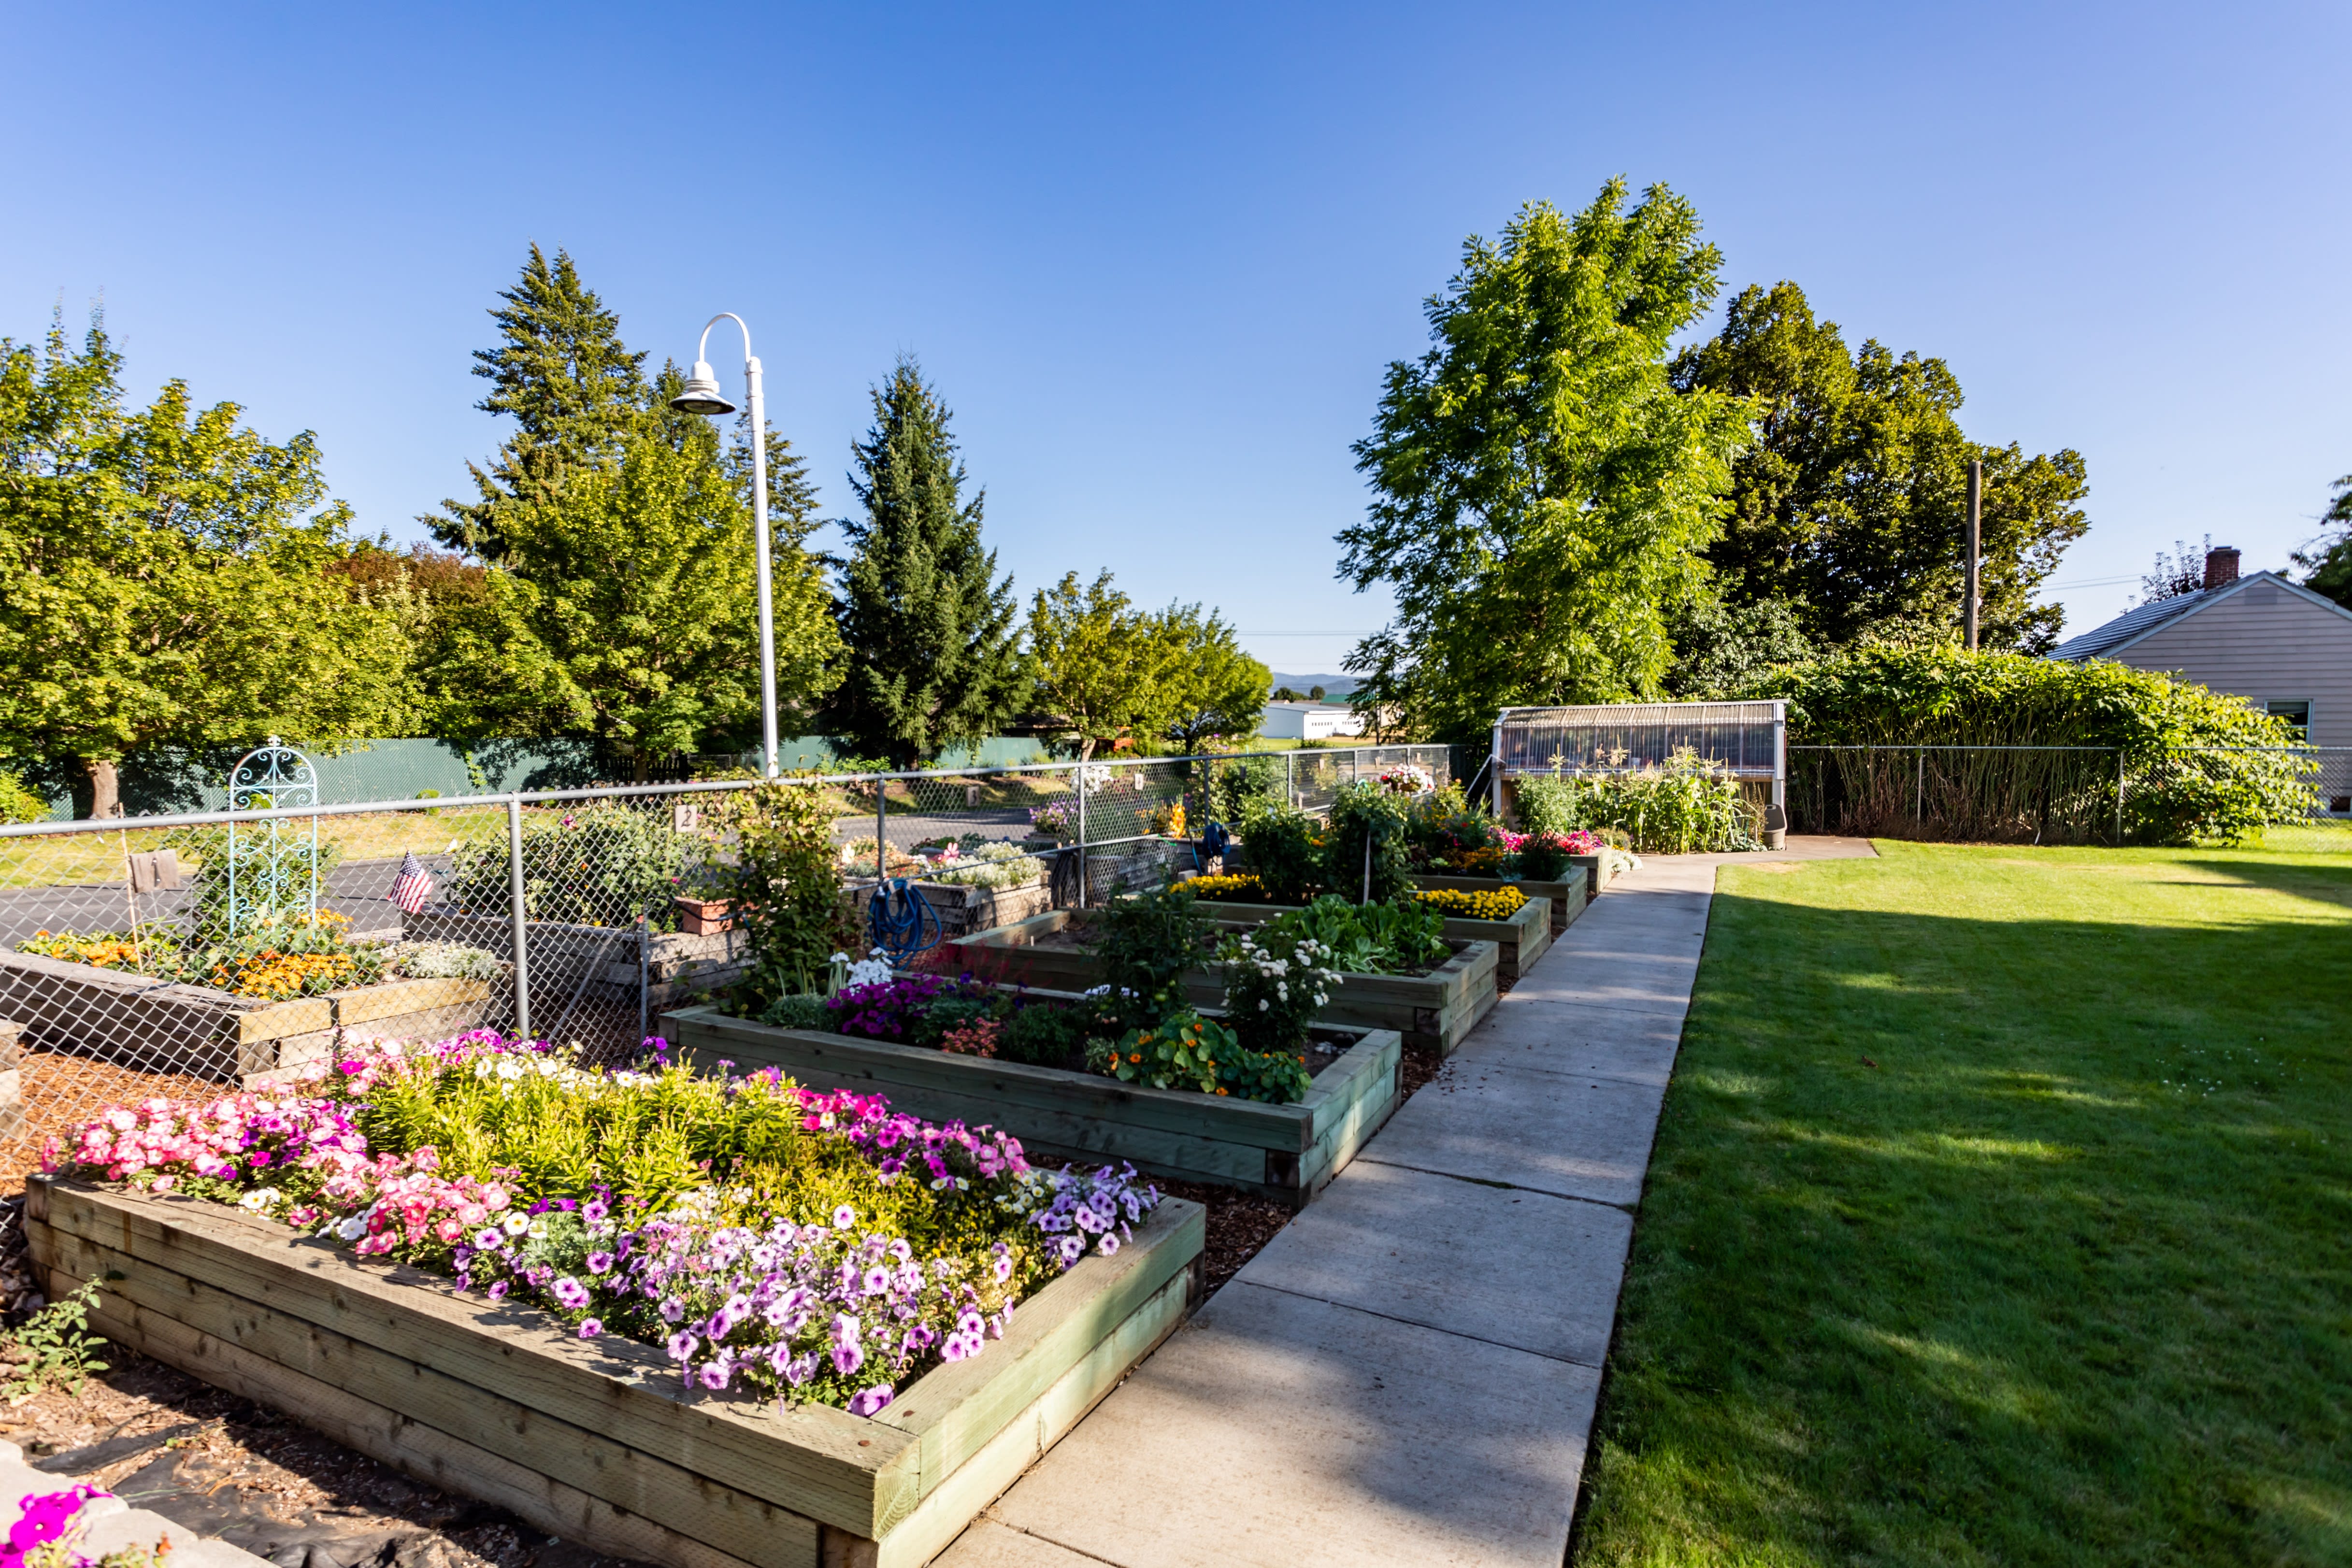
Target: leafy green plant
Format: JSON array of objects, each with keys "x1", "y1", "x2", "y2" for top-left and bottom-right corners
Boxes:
[
  {"x1": 445, "y1": 804, "x2": 694, "y2": 929},
  {"x1": 714, "y1": 780, "x2": 857, "y2": 1006},
  {"x1": 1219, "y1": 926, "x2": 1343, "y2": 1056},
  {"x1": 184, "y1": 825, "x2": 348, "y2": 943},
  {"x1": 756, "y1": 993, "x2": 834, "y2": 1030},
  {"x1": 1512, "y1": 833, "x2": 1575, "y2": 882},
  {"x1": 1236, "y1": 804, "x2": 1324, "y2": 904},
  {"x1": 4, "y1": 1280, "x2": 110, "y2": 1404},
  {"x1": 1264, "y1": 895, "x2": 1448, "y2": 975},
  {"x1": 1087, "y1": 1010, "x2": 1309, "y2": 1104},
  {"x1": 1515, "y1": 750, "x2": 1758, "y2": 854},
  {"x1": 998, "y1": 998, "x2": 1113, "y2": 1069},
  {"x1": 1212, "y1": 755, "x2": 1285, "y2": 826},
  {"x1": 0, "y1": 772, "x2": 49, "y2": 825},
  {"x1": 1325, "y1": 782, "x2": 1415, "y2": 903},
  {"x1": 1088, "y1": 882, "x2": 1209, "y2": 1029}
]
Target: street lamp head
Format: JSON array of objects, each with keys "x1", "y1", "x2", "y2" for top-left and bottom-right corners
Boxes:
[{"x1": 670, "y1": 359, "x2": 736, "y2": 416}]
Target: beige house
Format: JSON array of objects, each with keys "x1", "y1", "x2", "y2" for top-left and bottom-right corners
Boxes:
[{"x1": 2052, "y1": 547, "x2": 2352, "y2": 804}]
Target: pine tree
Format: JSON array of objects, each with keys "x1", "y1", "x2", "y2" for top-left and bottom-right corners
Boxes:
[
  {"x1": 427, "y1": 245, "x2": 646, "y2": 564},
  {"x1": 825, "y1": 358, "x2": 1026, "y2": 767}
]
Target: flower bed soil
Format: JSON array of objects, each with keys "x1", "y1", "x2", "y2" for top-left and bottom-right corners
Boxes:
[
  {"x1": 944, "y1": 911, "x2": 1499, "y2": 1057},
  {"x1": 1407, "y1": 872, "x2": 1590, "y2": 938},
  {"x1": 664, "y1": 1002, "x2": 1402, "y2": 1210},
  {"x1": 1188, "y1": 894, "x2": 1553, "y2": 986},
  {"x1": 26, "y1": 1176, "x2": 1204, "y2": 1568},
  {"x1": 0, "y1": 950, "x2": 495, "y2": 1084}
]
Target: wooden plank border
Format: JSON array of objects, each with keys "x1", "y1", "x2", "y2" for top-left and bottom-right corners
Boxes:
[
  {"x1": 666, "y1": 1007, "x2": 1402, "y2": 1208},
  {"x1": 946, "y1": 914, "x2": 1499, "y2": 1056},
  {"x1": 26, "y1": 1178, "x2": 1201, "y2": 1568}
]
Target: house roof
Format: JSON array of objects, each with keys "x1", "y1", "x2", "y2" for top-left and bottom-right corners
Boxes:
[{"x1": 2048, "y1": 569, "x2": 2352, "y2": 661}]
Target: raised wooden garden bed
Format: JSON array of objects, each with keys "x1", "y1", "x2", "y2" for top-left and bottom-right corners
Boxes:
[
  {"x1": 26, "y1": 1175, "x2": 1203, "y2": 1568},
  {"x1": 0, "y1": 950, "x2": 494, "y2": 1083},
  {"x1": 1194, "y1": 895, "x2": 1552, "y2": 986},
  {"x1": 946, "y1": 912, "x2": 1499, "y2": 1056},
  {"x1": 663, "y1": 1001, "x2": 1401, "y2": 1209},
  {"x1": 1408, "y1": 872, "x2": 1589, "y2": 939},
  {"x1": 405, "y1": 908, "x2": 750, "y2": 1013},
  {"x1": 846, "y1": 879, "x2": 1055, "y2": 939}
]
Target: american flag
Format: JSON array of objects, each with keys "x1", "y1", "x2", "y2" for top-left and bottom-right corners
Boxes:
[{"x1": 389, "y1": 850, "x2": 437, "y2": 915}]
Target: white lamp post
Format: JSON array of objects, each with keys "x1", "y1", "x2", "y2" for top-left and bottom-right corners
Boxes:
[{"x1": 670, "y1": 313, "x2": 778, "y2": 779}]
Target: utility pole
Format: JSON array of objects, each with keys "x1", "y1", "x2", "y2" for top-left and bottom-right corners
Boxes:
[{"x1": 1965, "y1": 458, "x2": 1982, "y2": 652}]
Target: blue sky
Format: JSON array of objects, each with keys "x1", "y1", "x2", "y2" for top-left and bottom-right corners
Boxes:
[{"x1": 6, "y1": 1, "x2": 2346, "y2": 675}]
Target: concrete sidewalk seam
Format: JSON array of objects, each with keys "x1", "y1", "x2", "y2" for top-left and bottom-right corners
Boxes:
[
  {"x1": 1235, "y1": 1278, "x2": 1616, "y2": 1371},
  {"x1": 1351, "y1": 1155, "x2": 1641, "y2": 1216}
]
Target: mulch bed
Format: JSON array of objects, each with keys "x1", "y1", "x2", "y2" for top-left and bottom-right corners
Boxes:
[{"x1": 0, "y1": 1347, "x2": 643, "y2": 1568}]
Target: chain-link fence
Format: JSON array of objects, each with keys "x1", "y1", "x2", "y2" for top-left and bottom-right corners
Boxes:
[
  {"x1": 1787, "y1": 745, "x2": 2344, "y2": 846},
  {"x1": 0, "y1": 743, "x2": 1450, "y2": 1175}
]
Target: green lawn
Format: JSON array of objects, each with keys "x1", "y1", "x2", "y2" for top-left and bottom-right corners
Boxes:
[{"x1": 1574, "y1": 841, "x2": 2352, "y2": 1567}]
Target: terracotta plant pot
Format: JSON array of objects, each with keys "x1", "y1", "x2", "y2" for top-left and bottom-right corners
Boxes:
[{"x1": 673, "y1": 896, "x2": 734, "y2": 935}]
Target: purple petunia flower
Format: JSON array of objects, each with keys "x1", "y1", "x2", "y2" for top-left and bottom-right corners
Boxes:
[
  {"x1": 832, "y1": 1205, "x2": 856, "y2": 1229},
  {"x1": 831, "y1": 1341, "x2": 864, "y2": 1375},
  {"x1": 586, "y1": 1251, "x2": 614, "y2": 1274},
  {"x1": 578, "y1": 1319, "x2": 602, "y2": 1339},
  {"x1": 551, "y1": 1276, "x2": 590, "y2": 1310},
  {"x1": 667, "y1": 1331, "x2": 700, "y2": 1362},
  {"x1": 846, "y1": 1385, "x2": 895, "y2": 1417}
]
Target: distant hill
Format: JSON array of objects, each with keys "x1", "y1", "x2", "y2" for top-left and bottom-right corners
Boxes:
[{"x1": 1269, "y1": 672, "x2": 1358, "y2": 700}]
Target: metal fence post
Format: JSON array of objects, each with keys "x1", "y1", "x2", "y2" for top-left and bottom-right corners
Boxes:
[
  {"x1": 1915, "y1": 747, "x2": 1925, "y2": 825},
  {"x1": 1491, "y1": 717, "x2": 1506, "y2": 819},
  {"x1": 2115, "y1": 750, "x2": 2126, "y2": 845},
  {"x1": 875, "y1": 775, "x2": 887, "y2": 883},
  {"x1": 506, "y1": 795, "x2": 531, "y2": 1041},
  {"x1": 1075, "y1": 764, "x2": 1088, "y2": 909},
  {"x1": 1285, "y1": 750, "x2": 1296, "y2": 812},
  {"x1": 637, "y1": 913, "x2": 650, "y2": 1046}
]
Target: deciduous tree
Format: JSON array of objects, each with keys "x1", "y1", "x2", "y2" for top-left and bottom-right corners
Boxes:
[
  {"x1": 1154, "y1": 603, "x2": 1268, "y2": 752},
  {"x1": 0, "y1": 314, "x2": 412, "y2": 816},
  {"x1": 1669, "y1": 281, "x2": 2087, "y2": 652},
  {"x1": 1338, "y1": 183, "x2": 1751, "y2": 743},
  {"x1": 1026, "y1": 571, "x2": 1165, "y2": 761}
]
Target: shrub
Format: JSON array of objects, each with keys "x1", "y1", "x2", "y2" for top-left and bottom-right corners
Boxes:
[
  {"x1": 714, "y1": 781, "x2": 857, "y2": 1004},
  {"x1": 1735, "y1": 647, "x2": 2311, "y2": 844},
  {"x1": 997, "y1": 998, "x2": 1112, "y2": 1070},
  {"x1": 0, "y1": 772, "x2": 50, "y2": 825},
  {"x1": 1325, "y1": 783, "x2": 1414, "y2": 903},
  {"x1": 1212, "y1": 755, "x2": 1284, "y2": 825},
  {"x1": 1089, "y1": 882, "x2": 1209, "y2": 1030},
  {"x1": 756, "y1": 993, "x2": 834, "y2": 1031},
  {"x1": 445, "y1": 805, "x2": 693, "y2": 931},
  {"x1": 1511, "y1": 833, "x2": 1576, "y2": 882},
  {"x1": 383, "y1": 941, "x2": 503, "y2": 982},
  {"x1": 1218, "y1": 926, "x2": 1342, "y2": 1057},
  {"x1": 1236, "y1": 806, "x2": 1324, "y2": 905}
]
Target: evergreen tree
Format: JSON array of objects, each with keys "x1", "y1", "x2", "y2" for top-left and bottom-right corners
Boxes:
[
  {"x1": 825, "y1": 358, "x2": 1026, "y2": 767},
  {"x1": 426, "y1": 245, "x2": 646, "y2": 564}
]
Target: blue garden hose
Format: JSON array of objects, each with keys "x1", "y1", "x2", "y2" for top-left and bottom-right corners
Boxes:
[
  {"x1": 867, "y1": 876, "x2": 943, "y2": 962},
  {"x1": 1198, "y1": 819, "x2": 1231, "y2": 870}
]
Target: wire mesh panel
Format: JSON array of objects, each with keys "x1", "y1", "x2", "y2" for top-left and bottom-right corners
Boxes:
[
  {"x1": 0, "y1": 742, "x2": 1460, "y2": 1173},
  {"x1": 1786, "y1": 746, "x2": 2125, "y2": 843},
  {"x1": 1495, "y1": 702, "x2": 1784, "y2": 779}
]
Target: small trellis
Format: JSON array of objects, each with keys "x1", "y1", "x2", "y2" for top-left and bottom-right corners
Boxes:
[{"x1": 223, "y1": 736, "x2": 320, "y2": 936}]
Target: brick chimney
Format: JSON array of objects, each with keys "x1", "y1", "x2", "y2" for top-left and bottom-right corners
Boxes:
[{"x1": 2203, "y1": 546, "x2": 2241, "y2": 591}]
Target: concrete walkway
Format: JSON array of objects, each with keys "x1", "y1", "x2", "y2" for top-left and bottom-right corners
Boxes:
[{"x1": 940, "y1": 839, "x2": 1873, "y2": 1568}]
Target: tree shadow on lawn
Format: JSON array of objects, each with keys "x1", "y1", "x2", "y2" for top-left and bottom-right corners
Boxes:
[{"x1": 1576, "y1": 884, "x2": 2352, "y2": 1568}]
